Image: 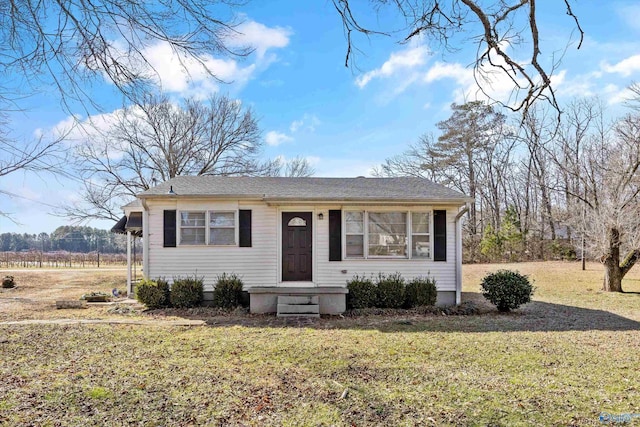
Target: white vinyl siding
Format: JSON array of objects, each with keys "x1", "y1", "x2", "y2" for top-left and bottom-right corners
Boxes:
[
  {"x1": 146, "y1": 200, "x2": 460, "y2": 293},
  {"x1": 318, "y1": 206, "x2": 458, "y2": 291},
  {"x1": 147, "y1": 201, "x2": 277, "y2": 290}
]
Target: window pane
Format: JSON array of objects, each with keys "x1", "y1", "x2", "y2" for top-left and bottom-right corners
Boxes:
[
  {"x1": 287, "y1": 217, "x2": 307, "y2": 227},
  {"x1": 180, "y1": 227, "x2": 205, "y2": 245},
  {"x1": 368, "y1": 212, "x2": 406, "y2": 257},
  {"x1": 210, "y1": 228, "x2": 235, "y2": 245},
  {"x1": 210, "y1": 212, "x2": 235, "y2": 227},
  {"x1": 181, "y1": 212, "x2": 205, "y2": 227},
  {"x1": 412, "y1": 235, "x2": 431, "y2": 258},
  {"x1": 345, "y1": 211, "x2": 363, "y2": 222},
  {"x1": 346, "y1": 234, "x2": 364, "y2": 257},
  {"x1": 345, "y1": 211, "x2": 364, "y2": 233},
  {"x1": 412, "y1": 212, "x2": 430, "y2": 233},
  {"x1": 346, "y1": 220, "x2": 363, "y2": 234}
]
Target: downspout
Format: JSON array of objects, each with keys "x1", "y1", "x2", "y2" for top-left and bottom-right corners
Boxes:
[
  {"x1": 454, "y1": 204, "x2": 470, "y2": 305},
  {"x1": 126, "y1": 230, "x2": 132, "y2": 296},
  {"x1": 141, "y1": 198, "x2": 150, "y2": 281}
]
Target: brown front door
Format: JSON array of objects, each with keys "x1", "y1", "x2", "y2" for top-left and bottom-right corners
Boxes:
[{"x1": 282, "y1": 212, "x2": 312, "y2": 281}]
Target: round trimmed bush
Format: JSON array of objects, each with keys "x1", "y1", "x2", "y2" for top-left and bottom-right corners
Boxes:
[
  {"x1": 136, "y1": 278, "x2": 170, "y2": 309},
  {"x1": 213, "y1": 273, "x2": 244, "y2": 308},
  {"x1": 170, "y1": 275, "x2": 204, "y2": 308},
  {"x1": 480, "y1": 270, "x2": 534, "y2": 312},
  {"x1": 404, "y1": 276, "x2": 437, "y2": 308},
  {"x1": 346, "y1": 275, "x2": 377, "y2": 309},
  {"x1": 376, "y1": 272, "x2": 406, "y2": 308}
]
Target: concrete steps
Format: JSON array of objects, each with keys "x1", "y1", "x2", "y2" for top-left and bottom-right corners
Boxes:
[{"x1": 277, "y1": 295, "x2": 320, "y2": 317}]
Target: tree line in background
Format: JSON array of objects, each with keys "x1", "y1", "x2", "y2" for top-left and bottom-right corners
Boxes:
[
  {"x1": 0, "y1": 226, "x2": 126, "y2": 253},
  {"x1": 375, "y1": 93, "x2": 640, "y2": 292}
]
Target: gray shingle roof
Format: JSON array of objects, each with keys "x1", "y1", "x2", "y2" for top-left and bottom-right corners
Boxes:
[{"x1": 138, "y1": 176, "x2": 472, "y2": 203}]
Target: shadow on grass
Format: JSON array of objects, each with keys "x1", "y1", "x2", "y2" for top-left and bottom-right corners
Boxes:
[{"x1": 151, "y1": 291, "x2": 640, "y2": 333}]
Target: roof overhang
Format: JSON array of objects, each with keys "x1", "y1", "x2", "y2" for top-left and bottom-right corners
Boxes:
[{"x1": 136, "y1": 194, "x2": 473, "y2": 205}]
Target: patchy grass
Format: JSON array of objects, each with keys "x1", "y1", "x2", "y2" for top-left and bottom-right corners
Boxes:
[
  {"x1": 0, "y1": 269, "x2": 140, "y2": 322},
  {"x1": 0, "y1": 262, "x2": 639, "y2": 426}
]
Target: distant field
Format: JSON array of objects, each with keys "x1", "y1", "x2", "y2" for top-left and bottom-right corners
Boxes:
[{"x1": 0, "y1": 262, "x2": 639, "y2": 426}]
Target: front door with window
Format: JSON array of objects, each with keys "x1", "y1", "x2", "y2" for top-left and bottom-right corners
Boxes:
[{"x1": 282, "y1": 212, "x2": 312, "y2": 281}]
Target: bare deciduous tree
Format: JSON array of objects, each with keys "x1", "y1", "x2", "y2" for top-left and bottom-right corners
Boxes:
[
  {"x1": 333, "y1": 0, "x2": 583, "y2": 116},
  {"x1": 1, "y1": 0, "x2": 248, "y2": 112},
  {"x1": 559, "y1": 114, "x2": 640, "y2": 292},
  {"x1": 65, "y1": 94, "x2": 271, "y2": 221},
  {"x1": 273, "y1": 156, "x2": 316, "y2": 178}
]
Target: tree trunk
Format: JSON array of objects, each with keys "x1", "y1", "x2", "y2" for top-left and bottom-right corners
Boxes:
[
  {"x1": 601, "y1": 228, "x2": 631, "y2": 292},
  {"x1": 603, "y1": 256, "x2": 623, "y2": 292}
]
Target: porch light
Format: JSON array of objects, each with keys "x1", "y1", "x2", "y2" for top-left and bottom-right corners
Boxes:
[{"x1": 317, "y1": 212, "x2": 324, "y2": 220}]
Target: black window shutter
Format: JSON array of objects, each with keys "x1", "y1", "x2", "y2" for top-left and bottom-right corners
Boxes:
[
  {"x1": 434, "y1": 210, "x2": 447, "y2": 261},
  {"x1": 329, "y1": 210, "x2": 342, "y2": 261},
  {"x1": 239, "y1": 210, "x2": 252, "y2": 247},
  {"x1": 163, "y1": 210, "x2": 177, "y2": 248}
]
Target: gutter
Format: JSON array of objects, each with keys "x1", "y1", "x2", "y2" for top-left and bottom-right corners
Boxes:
[{"x1": 454, "y1": 204, "x2": 470, "y2": 305}]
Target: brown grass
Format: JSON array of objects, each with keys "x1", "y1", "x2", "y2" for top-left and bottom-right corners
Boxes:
[
  {"x1": 0, "y1": 269, "x2": 131, "y2": 321},
  {"x1": 0, "y1": 262, "x2": 639, "y2": 426}
]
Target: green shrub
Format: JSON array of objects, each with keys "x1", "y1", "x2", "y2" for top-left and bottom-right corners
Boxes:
[
  {"x1": 404, "y1": 276, "x2": 437, "y2": 308},
  {"x1": 2, "y1": 275, "x2": 15, "y2": 288},
  {"x1": 136, "y1": 278, "x2": 170, "y2": 309},
  {"x1": 346, "y1": 275, "x2": 377, "y2": 309},
  {"x1": 480, "y1": 270, "x2": 534, "y2": 312},
  {"x1": 170, "y1": 275, "x2": 204, "y2": 308},
  {"x1": 376, "y1": 272, "x2": 406, "y2": 308},
  {"x1": 212, "y1": 273, "x2": 244, "y2": 308}
]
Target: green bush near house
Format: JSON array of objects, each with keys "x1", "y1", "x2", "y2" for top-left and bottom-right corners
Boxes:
[
  {"x1": 346, "y1": 275, "x2": 377, "y2": 309},
  {"x1": 480, "y1": 270, "x2": 534, "y2": 312},
  {"x1": 136, "y1": 278, "x2": 170, "y2": 309},
  {"x1": 212, "y1": 273, "x2": 244, "y2": 308},
  {"x1": 376, "y1": 272, "x2": 406, "y2": 308},
  {"x1": 404, "y1": 276, "x2": 437, "y2": 308},
  {"x1": 170, "y1": 276, "x2": 204, "y2": 308}
]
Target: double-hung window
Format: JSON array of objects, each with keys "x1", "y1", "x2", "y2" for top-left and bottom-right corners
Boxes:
[
  {"x1": 411, "y1": 212, "x2": 431, "y2": 258},
  {"x1": 178, "y1": 211, "x2": 238, "y2": 245},
  {"x1": 180, "y1": 211, "x2": 206, "y2": 245},
  {"x1": 345, "y1": 211, "x2": 364, "y2": 257},
  {"x1": 209, "y1": 211, "x2": 236, "y2": 245},
  {"x1": 343, "y1": 210, "x2": 431, "y2": 259}
]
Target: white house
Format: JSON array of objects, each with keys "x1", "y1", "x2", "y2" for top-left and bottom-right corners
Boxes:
[{"x1": 116, "y1": 176, "x2": 471, "y2": 315}]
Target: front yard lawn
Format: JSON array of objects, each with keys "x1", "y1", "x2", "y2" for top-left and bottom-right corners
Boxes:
[{"x1": 0, "y1": 262, "x2": 639, "y2": 426}]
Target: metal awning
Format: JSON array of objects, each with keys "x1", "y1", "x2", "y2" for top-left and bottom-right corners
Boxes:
[{"x1": 111, "y1": 212, "x2": 143, "y2": 237}]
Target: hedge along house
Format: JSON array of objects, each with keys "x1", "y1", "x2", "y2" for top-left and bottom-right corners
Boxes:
[{"x1": 118, "y1": 176, "x2": 471, "y2": 314}]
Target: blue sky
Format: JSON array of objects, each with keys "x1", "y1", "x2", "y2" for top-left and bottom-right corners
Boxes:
[{"x1": 2, "y1": 1, "x2": 640, "y2": 234}]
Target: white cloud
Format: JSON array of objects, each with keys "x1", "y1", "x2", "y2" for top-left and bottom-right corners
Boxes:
[
  {"x1": 289, "y1": 114, "x2": 321, "y2": 133},
  {"x1": 229, "y1": 21, "x2": 292, "y2": 59},
  {"x1": 605, "y1": 86, "x2": 634, "y2": 105},
  {"x1": 355, "y1": 45, "x2": 430, "y2": 88},
  {"x1": 423, "y1": 62, "x2": 473, "y2": 86},
  {"x1": 265, "y1": 131, "x2": 293, "y2": 146},
  {"x1": 93, "y1": 20, "x2": 291, "y2": 98},
  {"x1": 601, "y1": 54, "x2": 640, "y2": 77}
]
